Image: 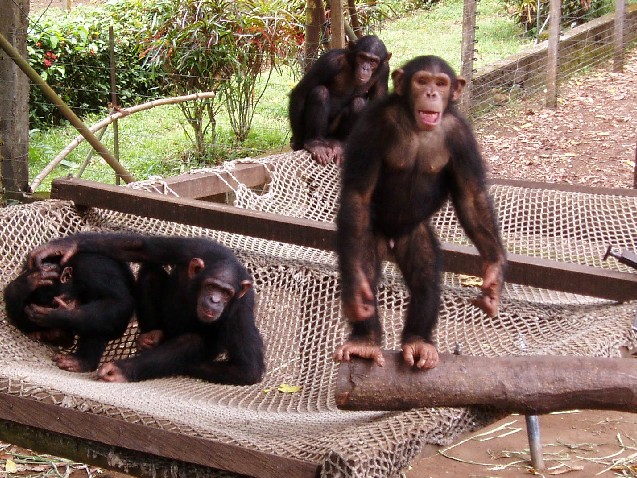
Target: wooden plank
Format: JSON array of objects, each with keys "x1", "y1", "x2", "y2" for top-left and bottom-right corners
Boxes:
[
  {"x1": 50, "y1": 177, "x2": 637, "y2": 301},
  {"x1": 0, "y1": 392, "x2": 319, "y2": 478},
  {"x1": 335, "y1": 351, "x2": 637, "y2": 414},
  {"x1": 159, "y1": 162, "x2": 269, "y2": 199},
  {"x1": 490, "y1": 177, "x2": 637, "y2": 197}
]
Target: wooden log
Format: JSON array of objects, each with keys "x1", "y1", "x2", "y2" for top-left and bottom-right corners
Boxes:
[{"x1": 335, "y1": 351, "x2": 637, "y2": 414}]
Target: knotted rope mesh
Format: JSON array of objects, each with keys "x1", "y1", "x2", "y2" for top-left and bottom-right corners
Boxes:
[{"x1": 1, "y1": 150, "x2": 635, "y2": 477}]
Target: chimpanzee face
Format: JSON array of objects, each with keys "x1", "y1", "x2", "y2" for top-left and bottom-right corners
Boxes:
[
  {"x1": 197, "y1": 277, "x2": 235, "y2": 323},
  {"x1": 392, "y1": 58, "x2": 466, "y2": 132},
  {"x1": 354, "y1": 52, "x2": 381, "y2": 86}
]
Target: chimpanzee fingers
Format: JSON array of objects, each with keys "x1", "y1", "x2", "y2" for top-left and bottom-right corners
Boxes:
[
  {"x1": 25, "y1": 304, "x2": 54, "y2": 324},
  {"x1": 334, "y1": 342, "x2": 384, "y2": 366},
  {"x1": 403, "y1": 341, "x2": 439, "y2": 370}
]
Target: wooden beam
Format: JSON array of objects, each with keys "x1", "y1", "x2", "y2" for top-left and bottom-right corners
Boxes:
[
  {"x1": 335, "y1": 351, "x2": 637, "y2": 414},
  {"x1": 0, "y1": 392, "x2": 319, "y2": 478},
  {"x1": 50, "y1": 177, "x2": 637, "y2": 301},
  {"x1": 158, "y1": 162, "x2": 269, "y2": 199}
]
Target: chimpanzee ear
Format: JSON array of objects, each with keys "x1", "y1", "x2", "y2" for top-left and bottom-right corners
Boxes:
[
  {"x1": 60, "y1": 266, "x2": 73, "y2": 284},
  {"x1": 348, "y1": 40, "x2": 357, "y2": 50},
  {"x1": 188, "y1": 258, "x2": 206, "y2": 279},
  {"x1": 392, "y1": 68, "x2": 405, "y2": 96},
  {"x1": 237, "y1": 280, "x2": 252, "y2": 299},
  {"x1": 385, "y1": 52, "x2": 392, "y2": 63},
  {"x1": 452, "y1": 77, "x2": 467, "y2": 102}
]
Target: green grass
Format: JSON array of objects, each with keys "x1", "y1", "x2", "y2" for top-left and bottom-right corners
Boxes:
[{"x1": 28, "y1": 0, "x2": 531, "y2": 192}]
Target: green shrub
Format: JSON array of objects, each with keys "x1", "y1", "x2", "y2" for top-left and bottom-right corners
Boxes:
[{"x1": 27, "y1": 1, "x2": 156, "y2": 128}]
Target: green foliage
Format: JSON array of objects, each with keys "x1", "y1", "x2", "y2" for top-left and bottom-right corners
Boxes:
[
  {"x1": 221, "y1": 0, "x2": 301, "y2": 142},
  {"x1": 504, "y1": 0, "x2": 614, "y2": 34},
  {"x1": 27, "y1": 4, "x2": 156, "y2": 127}
]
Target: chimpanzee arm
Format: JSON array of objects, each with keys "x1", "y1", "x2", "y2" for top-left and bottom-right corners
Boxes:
[
  {"x1": 29, "y1": 233, "x2": 231, "y2": 268},
  {"x1": 446, "y1": 114, "x2": 507, "y2": 314},
  {"x1": 337, "y1": 111, "x2": 385, "y2": 311}
]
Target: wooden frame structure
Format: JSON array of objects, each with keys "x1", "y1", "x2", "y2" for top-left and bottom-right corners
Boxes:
[{"x1": 0, "y1": 167, "x2": 635, "y2": 477}]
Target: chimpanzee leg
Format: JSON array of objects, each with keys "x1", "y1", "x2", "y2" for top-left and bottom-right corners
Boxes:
[
  {"x1": 332, "y1": 96, "x2": 366, "y2": 139},
  {"x1": 111, "y1": 333, "x2": 208, "y2": 382},
  {"x1": 303, "y1": 85, "x2": 331, "y2": 140},
  {"x1": 55, "y1": 334, "x2": 107, "y2": 372},
  {"x1": 392, "y1": 222, "x2": 442, "y2": 345}
]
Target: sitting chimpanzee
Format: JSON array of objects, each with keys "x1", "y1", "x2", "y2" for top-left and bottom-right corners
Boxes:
[
  {"x1": 4, "y1": 252, "x2": 135, "y2": 372},
  {"x1": 28, "y1": 232, "x2": 265, "y2": 385},
  {"x1": 289, "y1": 35, "x2": 391, "y2": 166},
  {"x1": 335, "y1": 56, "x2": 507, "y2": 370}
]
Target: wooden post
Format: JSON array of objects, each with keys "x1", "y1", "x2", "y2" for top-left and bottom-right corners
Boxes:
[
  {"x1": 304, "y1": 0, "x2": 324, "y2": 70},
  {"x1": 335, "y1": 351, "x2": 637, "y2": 414},
  {"x1": 330, "y1": 0, "x2": 346, "y2": 49},
  {"x1": 634, "y1": 142, "x2": 636, "y2": 189},
  {"x1": 613, "y1": 0, "x2": 625, "y2": 73},
  {"x1": 0, "y1": 0, "x2": 29, "y2": 199},
  {"x1": 460, "y1": 0, "x2": 478, "y2": 114},
  {"x1": 546, "y1": 0, "x2": 561, "y2": 108}
]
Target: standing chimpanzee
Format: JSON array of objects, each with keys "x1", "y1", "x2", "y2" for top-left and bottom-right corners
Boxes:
[
  {"x1": 289, "y1": 35, "x2": 391, "y2": 166},
  {"x1": 335, "y1": 56, "x2": 507, "y2": 370},
  {"x1": 3, "y1": 252, "x2": 135, "y2": 372},
  {"x1": 28, "y1": 233, "x2": 265, "y2": 385}
]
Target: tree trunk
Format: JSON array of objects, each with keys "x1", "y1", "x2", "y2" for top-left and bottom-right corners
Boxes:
[
  {"x1": 335, "y1": 351, "x2": 637, "y2": 414},
  {"x1": 304, "y1": 0, "x2": 325, "y2": 71},
  {"x1": 0, "y1": 0, "x2": 30, "y2": 200}
]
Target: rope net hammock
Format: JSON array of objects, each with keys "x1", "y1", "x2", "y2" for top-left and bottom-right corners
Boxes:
[{"x1": 1, "y1": 150, "x2": 635, "y2": 477}]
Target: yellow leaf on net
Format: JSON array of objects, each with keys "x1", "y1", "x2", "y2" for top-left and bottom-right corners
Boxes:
[
  {"x1": 5, "y1": 458, "x2": 18, "y2": 473},
  {"x1": 277, "y1": 383, "x2": 302, "y2": 394},
  {"x1": 458, "y1": 275, "x2": 483, "y2": 287}
]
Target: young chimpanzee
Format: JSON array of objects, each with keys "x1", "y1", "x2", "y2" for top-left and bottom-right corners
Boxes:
[
  {"x1": 4, "y1": 252, "x2": 135, "y2": 372},
  {"x1": 335, "y1": 56, "x2": 507, "y2": 370},
  {"x1": 289, "y1": 35, "x2": 391, "y2": 166},
  {"x1": 28, "y1": 233, "x2": 265, "y2": 385}
]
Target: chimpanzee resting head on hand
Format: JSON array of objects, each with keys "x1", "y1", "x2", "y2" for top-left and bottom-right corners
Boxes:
[
  {"x1": 289, "y1": 35, "x2": 391, "y2": 166},
  {"x1": 4, "y1": 251, "x2": 135, "y2": 372},
  {"x1": 28, "y1": 233, "x2": 265, "y2": 385},
  {"x1": 335, "y1": 55, "x2": 507, "y2": 370}
]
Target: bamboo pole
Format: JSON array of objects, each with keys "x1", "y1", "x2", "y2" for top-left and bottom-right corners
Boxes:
[{"x1": 29, "y1": 92, "x2": 215, "y2": 193}]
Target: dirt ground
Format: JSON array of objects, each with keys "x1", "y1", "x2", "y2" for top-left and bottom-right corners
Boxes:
[{"x1": 4, "y1": 3, "x2": 637, "y2": 476}]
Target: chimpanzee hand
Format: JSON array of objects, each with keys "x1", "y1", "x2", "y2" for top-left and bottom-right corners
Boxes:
[
  {"x1": 25, "y1": 263, "x2": 61, "y2": 291},
  {"x1": 342, "y1": 270, "x2": 375, "y2": 322},
  {"x1": 137, "y1": 329, "x2": 164, "y2": 350},
  {"x1": 402, "y1": 340, "x2": 439, "y2": 369},
  {"x1": 28, "y1": 238, "x2": 78, "y2": 269},
  {"x1": 97, "y1": 362, "x2": 129, "y2": 382},
  {"x1": 305, "y1": 139, "x2": 345, "y2": 166},
  {"x1": 334, "y1": 340, "x2": 385, "y2": 367},
  {"x1": 472, "y1": 262, "x2": 504, "y2": 316},
  {"x1": 25, "y1": 303, "x2": 57, "y2": 326}
]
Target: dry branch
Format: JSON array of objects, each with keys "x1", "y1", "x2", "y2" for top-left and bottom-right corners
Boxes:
[{"x1": 335, "y1": 351, "x2": 637, "y2": 414}]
